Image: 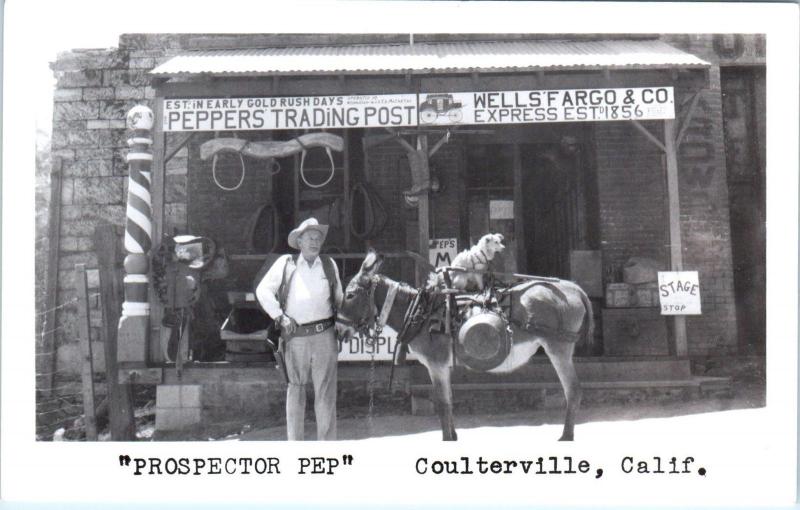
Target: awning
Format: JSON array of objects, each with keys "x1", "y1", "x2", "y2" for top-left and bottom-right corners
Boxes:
[{"x1": 150, "y1": 39, "x2": 710, "y2": 77}]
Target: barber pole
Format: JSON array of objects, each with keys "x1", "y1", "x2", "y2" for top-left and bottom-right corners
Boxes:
[{"x1": 118, "y1": 105, "x2": 154, "y2": 362}]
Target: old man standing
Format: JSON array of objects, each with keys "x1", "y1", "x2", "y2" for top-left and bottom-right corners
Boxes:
[{"x1": 256, "y1": 218, "x2": 343, "y2": 440}]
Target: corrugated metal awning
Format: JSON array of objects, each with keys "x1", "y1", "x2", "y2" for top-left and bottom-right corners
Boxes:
[{"x1": 150, "y1": 39, "x2": 710, "y2": 77}]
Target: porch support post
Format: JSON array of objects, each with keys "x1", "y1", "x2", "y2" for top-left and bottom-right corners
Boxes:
[
  {"x1": 664, "y1": 118, "x2": 688, "y2": 357},
  {"x1": 118, "y1": 105, "x2": 155, "y2": 362},
  {"x1": 150, "y1": 95, "x2": 167, "y2": 363},
  {"x1": 416, "y1": 135, "x2": 431, "y2": 285}
]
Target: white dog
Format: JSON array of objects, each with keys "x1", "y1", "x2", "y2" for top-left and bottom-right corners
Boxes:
[{"x1": 449, "y1": 233, "x2": 506, "y2": 291}]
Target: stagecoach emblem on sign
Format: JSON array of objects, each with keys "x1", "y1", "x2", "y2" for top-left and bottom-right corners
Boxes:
[{"x1": 419, "y1": 93, "x2": 464, "y2": 124}]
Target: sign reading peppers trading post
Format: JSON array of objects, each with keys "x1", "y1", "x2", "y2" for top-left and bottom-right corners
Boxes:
[
  {"x1": 162, "y1": 87, "x2": 674, "y2": 132},
  {"x1": 163, "y1": 94, "x2": 418, "y2": 131}
]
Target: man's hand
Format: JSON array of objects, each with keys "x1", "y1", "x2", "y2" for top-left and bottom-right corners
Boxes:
[{"x1": 280, "y1": 314, "x2": 297, "y2": 335}]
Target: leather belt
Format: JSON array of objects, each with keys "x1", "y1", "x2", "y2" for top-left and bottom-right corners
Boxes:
[{"x1": 288, "y1": 317, "x2": 335, "y2": 338}]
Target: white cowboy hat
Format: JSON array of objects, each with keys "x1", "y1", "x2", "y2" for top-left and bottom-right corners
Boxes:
[{"x1": 288, "y1": 217, "x2": 329, "y2": 249}]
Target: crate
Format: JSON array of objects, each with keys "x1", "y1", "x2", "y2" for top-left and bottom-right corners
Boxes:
[
  {"x1": 633, "y1": 282, "x2": 660, "y2": 308},
  {"x1": 605, "y1": 283, "x2": 634, "y2": 308}
]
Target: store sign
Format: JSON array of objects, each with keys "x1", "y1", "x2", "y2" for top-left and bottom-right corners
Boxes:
[
  {"x1": 163, "y1": 87, "x2": 674, "y2": 132},
  {"x1": 418, "y1": 87, "x2": 675, "y2": 126},
  {"x1": 489, "y1": 200, "x2": 514, "y2": 220},
  {"x1": 163, "y1": 94, "x2": 417, "y2": 131},
  {"x1": 658, "y1": 271, "x2": 702, "y2": 315},
  {"x1": 429, "y1": 238, "x2": 458, "y2": 268},
  {"x1": 338, "y1": 325, "x2": 416, "y2": 361}
]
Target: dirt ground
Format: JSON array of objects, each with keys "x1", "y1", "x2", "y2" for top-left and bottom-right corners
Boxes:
[{"x1": 238, "y1": 381, "x2": 765, "y2": 441}]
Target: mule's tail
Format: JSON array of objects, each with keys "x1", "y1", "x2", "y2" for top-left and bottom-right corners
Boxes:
[{"x1": 577, "y1": 289, "x2": 595, "y2": 347}]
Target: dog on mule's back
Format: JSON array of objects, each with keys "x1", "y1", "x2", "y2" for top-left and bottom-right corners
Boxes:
[{"x1": 450, "y1": 233, "x2": 506, "y2": 291}]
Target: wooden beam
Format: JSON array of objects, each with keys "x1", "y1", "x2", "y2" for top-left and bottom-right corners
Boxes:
[
  {"x1": 630, "y1": 120, "x2": 666, "y2": 153},
  {"x1": 428, "y1": 130, "x2": 450, "y2": 158},
  {"x1": 663, "y1": 119, "x2": 688, "y2": 357},
  {"x1": 150, "y1": 97, "x2": 167, "y2": 364},
  {"x1": 363, "y1": 133, "x2": 398, "y2": 149},
  {"x1": 675, "y1": 90, "x2": 702, "y2": 149},
  {"x1": 385, "y1": 127, "x2": 415, "y2": 153},
  {"x1": 75, "y1": 263, "x2": 98, "y2": 441},
  {"x1": 42, "y1": 157, "x2": 64, "y2": 397},
  {"x1": 343, "y1": 129, "x2": 351, "y2": 249},
  {"x1": 164, "y1": 132, "x2": 196, "y2": 164},
  {"x1": 416, "y1": 135, "x2": 431, "y2": 286},
  {"x1": 513, "y1": 144, "x2": 526, "y2": 273},
  {"x1": 94, "y1": 224, "x2": 136, "y2": 440},
  {"x1": 293, "y1": 151, "x2": 300, "y2": 221}
]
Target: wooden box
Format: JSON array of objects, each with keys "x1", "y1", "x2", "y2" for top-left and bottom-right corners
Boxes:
[
  {"x1": 605, "y1": 283, "x2": 634, "y2": 308},
  {"x1": 633, "y1": 282, "x2": 660, "y2": 308}
]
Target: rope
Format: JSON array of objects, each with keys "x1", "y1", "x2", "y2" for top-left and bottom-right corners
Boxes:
[
  {"x1": 349, "y1": 182, "x2": 388, "y2": 240},
  {"x1": 245, "y1": 204, "x2": 280, "y2": 254},
  {"x1": 212, "y1": 151, "x2": 246, "y2": 191},
  {"x1": 298, "y1": 140, "x2": 336, "y2": 189},
  {"x1": 211, "y1": 132, "x2": 246, "y2": 191}
]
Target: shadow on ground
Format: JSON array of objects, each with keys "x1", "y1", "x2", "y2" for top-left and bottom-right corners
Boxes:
[{"x1": 240, "y1": 382, "x2": 765, "y2": 441}]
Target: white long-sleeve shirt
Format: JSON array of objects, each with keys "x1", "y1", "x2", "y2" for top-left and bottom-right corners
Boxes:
[{"x1": 255, "y1": 254, "x2": 343, "y2": 324}]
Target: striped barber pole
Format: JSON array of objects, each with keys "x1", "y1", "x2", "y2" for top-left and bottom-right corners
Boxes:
[{"x1": 121, "y1": 105, "x2": 155, "y2": 318}]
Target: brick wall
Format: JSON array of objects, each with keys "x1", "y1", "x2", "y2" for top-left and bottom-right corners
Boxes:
[
  {"x1": 593, "y1": 79, "x2": 739, "y2": 355},
  {"x1": 594, "y1": 122, "x2": 669, "y2": 269},
  {"x1": 675, "y1": 71, "x2": 739, "y2": 355}
]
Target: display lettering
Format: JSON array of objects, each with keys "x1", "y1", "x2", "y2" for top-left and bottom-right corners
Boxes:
[{"x1": 163, "y1": 87, "x2": 674, "y2": 131}]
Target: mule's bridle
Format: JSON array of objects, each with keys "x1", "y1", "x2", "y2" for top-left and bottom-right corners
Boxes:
[{"x1": 337, "y1": 274, "x2": 400, "y2": 344}]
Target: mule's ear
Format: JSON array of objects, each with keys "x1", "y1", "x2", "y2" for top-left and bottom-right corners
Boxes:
[{"x1": 361, "y1": 249, "x2": 382, "y2": 274}]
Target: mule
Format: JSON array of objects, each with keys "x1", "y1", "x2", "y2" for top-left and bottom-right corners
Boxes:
[{"x1": 336, "y1": 250, "x2": 594, "y2": 441}]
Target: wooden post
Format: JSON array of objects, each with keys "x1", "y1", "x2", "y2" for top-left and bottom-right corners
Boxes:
[
  {"x1": 343, "y1": 129, "x2": 351, "y2": 250},
  {"x1": 512, "y1": 144, "x2": 525, "y2": 273},
  {"x1": 664, "y1": 119, "x2": 688, "y2": 357},
  {"x1": 94, "y1": 224, "x2": 136, "y2": 440},
  {"x1": 150, "y1": 96, "x2": 167, "y2": 363},
  {"x1": 42, "y1": 157, "x2": 64, "y2": 397},
  {"x1": 416, "y1": 135, "x2": 430, "y2": 285},
  {"x1": 75, "y1": 263, "x2": 98, "y2": 441}
]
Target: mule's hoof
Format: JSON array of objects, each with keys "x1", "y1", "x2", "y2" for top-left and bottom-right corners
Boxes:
[{"x1": 558, "y1": 434, "x2": 574, "y2": 441}]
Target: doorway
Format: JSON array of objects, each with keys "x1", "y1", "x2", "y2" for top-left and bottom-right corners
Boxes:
[{"x1": 520, "y1": 134, "x2": 599, "y2": 279}]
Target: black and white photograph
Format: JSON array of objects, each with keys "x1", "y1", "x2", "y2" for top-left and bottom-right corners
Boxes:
[{"x1": 2, "y1": 1, "x2": 798, "y2": 507}]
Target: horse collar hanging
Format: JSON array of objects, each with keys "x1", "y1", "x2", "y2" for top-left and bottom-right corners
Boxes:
[{"x1": 200, "y1": 133, "x2": 344, "y2": 164}]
